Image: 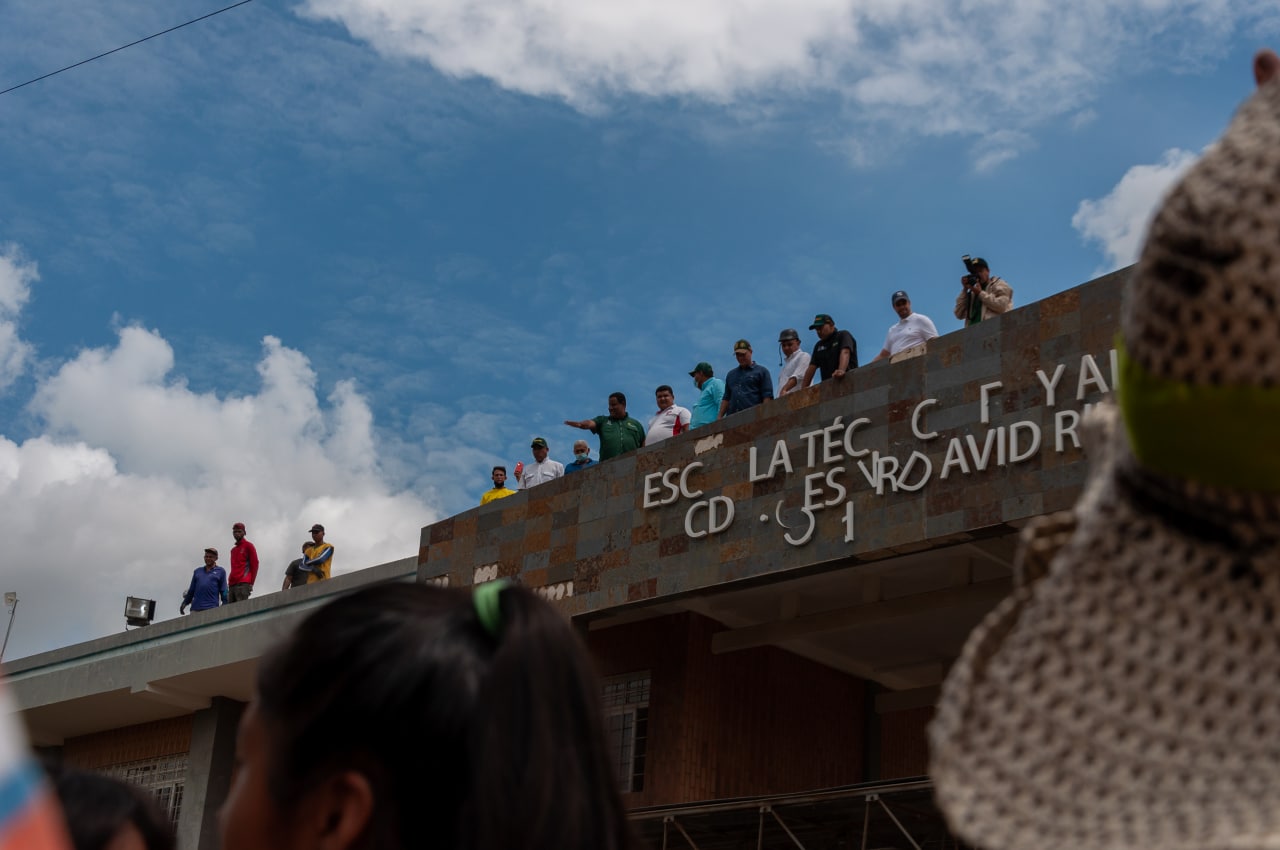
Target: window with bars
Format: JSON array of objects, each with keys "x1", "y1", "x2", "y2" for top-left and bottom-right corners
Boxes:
[
  {"x1": 602, "y1": 671, "x2": 650, "y2": 793},
  {"x1": 99, "y1": 753, "x2": 187, "y2": 825}
]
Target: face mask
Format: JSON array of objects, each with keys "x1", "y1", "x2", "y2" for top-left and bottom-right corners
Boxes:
[{"x1": 575, "y1": 452, "x2": 589, "y2": 462}]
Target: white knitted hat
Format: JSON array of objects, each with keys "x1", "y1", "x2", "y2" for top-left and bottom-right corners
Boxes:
[{"x1": 930, "y1": 59, "x2": 1280, "y2": 850}]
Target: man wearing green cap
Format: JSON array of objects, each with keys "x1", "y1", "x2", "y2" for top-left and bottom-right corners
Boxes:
[
  {"x1": 688, "y1": 362, "x2": 725, "y2": 429},
  {"x1": 719, "y1": 339, "x2": 773, "y2": 419},
  {"x1": 520, "y1": 437, "x2": 564, "y2": 488}
]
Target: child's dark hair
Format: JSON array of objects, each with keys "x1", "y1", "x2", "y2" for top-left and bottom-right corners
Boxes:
[
  {"x1": 50, "y1": 768, "x2": 175, "y2": 850},
  {"x1": 254, "y1": 582, "x2": 632, "y2": 850}
]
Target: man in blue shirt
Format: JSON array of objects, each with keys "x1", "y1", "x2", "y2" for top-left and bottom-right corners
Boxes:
[
  {"x1": 564, "y1": 439, "x2": 597, "y2": 473},
  {"x1": 688, "y1": 362, "x2": 725, "y2": 429},
  {"x1": 719, "y1": 339, "x2": 774, "y2": 419},
  {"x1": 181, "y1": 548, "x2": 228, "y2": 614}
]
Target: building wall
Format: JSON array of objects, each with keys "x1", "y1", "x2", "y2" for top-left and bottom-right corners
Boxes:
[
  {"x1": 419, "y1": 271, "x2": 1126, "y2": 618},
  {"x1": 879, "y1": 705, "x2": 933, "y2": 779},
  {"x1": 589, "y1": 612, "x2": 864, "y2": 807},
  {"x1": 62, "y1": 716, "x2": 192, "y2": 769}
]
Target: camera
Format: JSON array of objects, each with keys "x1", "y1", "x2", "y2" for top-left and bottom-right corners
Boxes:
[{"x1": 961, "y1": 254, "x2": 982, "y2": 288}]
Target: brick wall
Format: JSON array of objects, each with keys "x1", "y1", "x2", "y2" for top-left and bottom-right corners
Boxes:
[
  {"x1": 62, "y1": 715, "x2": 192, "y2": 769},
  {"x1": 589, "y1": 612, "x2": 863, "y2": 807}
]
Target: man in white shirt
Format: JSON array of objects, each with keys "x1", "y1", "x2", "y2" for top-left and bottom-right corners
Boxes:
[
  {"x1": 872, "y1": 290, "x2": 939, "y2": 363},
  {"x1": 520, "y1": 437, "x2": 565, "y2": 488},
  {"x1": 646, "y1": 385, "x2": 692, "y2": 444},
  {"x1": 776, "y1": 328, "x2": 811, "y2": 396}
]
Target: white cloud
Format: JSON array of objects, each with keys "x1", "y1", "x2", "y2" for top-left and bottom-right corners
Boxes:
[
  {"x1": 0, "y1": 270, "x2": 438, "y2": 661},
  {"x1": 0, "y1": 246, "x2": 36, "y2": 391},
  {"x1": 296, "y1": 0, "x2": 1261, "y2": 162},
  {"x1": 1072, "y1": 148, "x2": 1200, "y2": 272},
  {"x1": 299, "y1": 0, "x2": 857, "y2": 105}
]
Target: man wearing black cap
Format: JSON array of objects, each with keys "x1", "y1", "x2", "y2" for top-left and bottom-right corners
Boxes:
[
  {"x1": 520, "y1": 437, "x2": 564, "y2": 488},
  {"x1": 776, "y1": 328, "x2": 811, "y2": 396},
  {"x1": 180, "y1": 548, "x2": 228, "y2": 614},
  {"x1": 954, "y1": 256, "x2": 1013, "y2": 326},
  {"x1": 802, "y1": 314, "x2": 858, "y2": 388},
  {"x1": 688, "y1": 362, "x2": 725, "y2": 429},
  {"x1": 296, "y1": 523, "x2": 334, "y2": 584},
  {"x1": 872, "y1": 291, "x2": 939, "y2": 363}
]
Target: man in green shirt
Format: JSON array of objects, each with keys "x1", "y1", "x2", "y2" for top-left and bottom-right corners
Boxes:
[{"x1": 564, "y1": 392, "x2": 646, "y2": 460}]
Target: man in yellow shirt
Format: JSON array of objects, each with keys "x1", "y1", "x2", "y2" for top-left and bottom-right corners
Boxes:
[
  {"x1": 481, "y1": 466, "x2": 517, "y2": 505},
  {"x1": 298, "y1": 523, "x2": 335, "y2": 583}
]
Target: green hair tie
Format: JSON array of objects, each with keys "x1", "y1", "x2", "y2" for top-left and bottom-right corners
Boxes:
[{"x1": 473, "y1": 579, "x2": 509, "y2": 638}]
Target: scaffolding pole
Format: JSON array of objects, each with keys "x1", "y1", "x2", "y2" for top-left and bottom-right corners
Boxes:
[
  {"x1": 762, "y1": 806, "x2": 808, "y2": 850},
  {"x1": 664, "y1": 816, "x2": 701, "y2": 850}
]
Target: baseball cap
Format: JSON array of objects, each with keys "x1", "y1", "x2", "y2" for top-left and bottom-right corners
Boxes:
[
  {"x1": 309, "y1": 523, "x2": 325, "y2": 533},
  {"x1": 204, "y1": 547, "x2": 218, "y2": 557},
  {"x1": 733, "y1": 339, "x2": 752, "y2": 352},
  {"x1": 809, "y1": 313, "x2": 834, "y2": 329},
  {"x1": 778, "y1": 328, "x2": 800, "y2": 342},
  {"x1": 232, "y1": 522, "x2": 246, "y2": 531},
  {"x1": 689, "y1": 362, "x2": 714, "y2": 377},
  {"x1": 531, "y1": 437, "x2": 549, "y2": 449},
  {"x1": 891, "y1": 290, "x2": 910, "y2": 304}
]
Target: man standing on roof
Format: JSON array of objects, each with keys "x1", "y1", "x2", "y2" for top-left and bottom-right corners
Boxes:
[
  {"x1": 564, "y1": 439, "x2": 596, "y2": 473},
  {"x1": 520, "y1": 438, "x2": 564, "y2": 488},
  {"x1": 719, "y1": 339, "x2": 773, "y2": 419},
  {"x1": 565, "y1": 393, "x2": 646, "y2": 460},
  {"x1": 646, "y1": 385, "x2": 691, "y2": 444},
  {"x1": 226, "y1": 522, "x2": 259, "y2": 603},
  {"x1": 688, "y1": 362, "x2": 725, "y2": 429},
  {"x1": 954, "y1": 256, "x2": 1014, "y2": 326},
  {"x1": 776, "y1": 328, "x2": 811, "y2": 396},
  {"x1": 872, "y1": 290, "x2": 939, "y2": 363},
  {"x1": 296, "y1": 524, "x2": 334, "y2": 583},
  {"x1": 802, "y1": 314, "x2": 857, "y2": 387},
  {"x1": 181, "y1": 548, "x2": 228, "y2": 614},
  {"x1": 481, "y1": 466, "x2": 517, "y2": 504}
]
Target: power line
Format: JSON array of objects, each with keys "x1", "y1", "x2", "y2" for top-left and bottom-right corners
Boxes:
[{"x1": 0, "y1": 0, "x2": 255, "y2": 98}]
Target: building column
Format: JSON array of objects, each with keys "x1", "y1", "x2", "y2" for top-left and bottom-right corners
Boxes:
[{"x1": 176, "y1": 697, "x2": 244, "y2": 850}]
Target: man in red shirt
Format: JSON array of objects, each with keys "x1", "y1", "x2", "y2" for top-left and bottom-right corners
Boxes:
[{"x1": 227, "y1": 521, "x2": 260, "y2": 602}]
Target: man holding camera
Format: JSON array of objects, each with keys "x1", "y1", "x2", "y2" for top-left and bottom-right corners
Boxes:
[{"x1": 954, "y1": 256, "x2": 1013, "y2": 326}]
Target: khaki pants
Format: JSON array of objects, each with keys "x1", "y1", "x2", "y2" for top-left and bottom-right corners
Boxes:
[{"x1": 228, "y1": 584, "x2": 253, "y2": 603}]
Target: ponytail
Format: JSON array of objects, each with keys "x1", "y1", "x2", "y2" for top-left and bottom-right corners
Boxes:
[{"x1": 463, "y1": 582, "x2": 633, "y2": 850}]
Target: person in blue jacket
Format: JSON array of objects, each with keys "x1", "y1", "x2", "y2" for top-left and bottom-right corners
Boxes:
[{"x1": 181, "y1": 547, "x2": 228, "y2": 614}]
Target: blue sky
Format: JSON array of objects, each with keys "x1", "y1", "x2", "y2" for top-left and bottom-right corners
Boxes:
[{"x1": 0, "y1": 0, "x2": 1274, "y2": 659}]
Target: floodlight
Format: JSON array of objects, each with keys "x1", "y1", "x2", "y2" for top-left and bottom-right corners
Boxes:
[{"x1": 125, "y1": 596, "x2": 156, "y2": 628}]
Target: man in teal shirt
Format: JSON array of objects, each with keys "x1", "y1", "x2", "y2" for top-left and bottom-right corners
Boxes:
[
  {"x1": 688, "y1": 362, "x2": 725, "y2": 429},
  {"x1": 564, "y1": 392, "x2": 646, "y2": 460}
]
